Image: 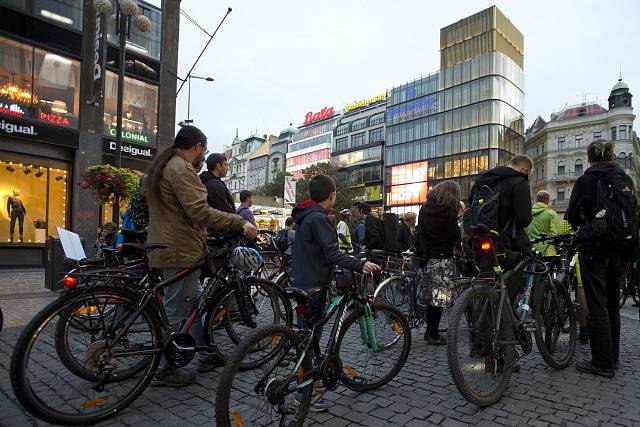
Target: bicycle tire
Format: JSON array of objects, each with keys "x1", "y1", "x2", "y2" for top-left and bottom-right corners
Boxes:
[
  {"x1": 446, "y1": 286, "x2": 514, "y2": 407},
  {"x1": 204, "y1": 277, "x2": 293, "y2": 370},
  {"x1": 533, "y1": 280, "x2": 577, "y2": 369},
  {"x1": 215, "y1": 324, "x2": 312, "y2": 427},
  {"x1": 10, "y1": 286, "x2": 162, "y2": 426},
  {"x1": 373, "y1": 276, "x2": 415, "y2": 322},
  {"x1": 0, "y1": 305, "x2": 3, "y2": 333},
  {"x1": 337, "y1": 303, "x2": 411, "y2": 392}
]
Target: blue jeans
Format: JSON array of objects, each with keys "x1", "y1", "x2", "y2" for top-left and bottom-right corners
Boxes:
[{"x1": 159, "y1": 268, "x2": 209, "y2": 368}]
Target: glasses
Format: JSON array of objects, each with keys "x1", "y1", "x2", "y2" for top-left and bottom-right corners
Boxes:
[{"x1": 198, "y1": 142, "x2": 209, "y2": 155}]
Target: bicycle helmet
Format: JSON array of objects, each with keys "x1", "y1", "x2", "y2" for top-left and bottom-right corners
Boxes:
[{"x1": 230, "y1": 246, "x2": 262, "y2": 272}]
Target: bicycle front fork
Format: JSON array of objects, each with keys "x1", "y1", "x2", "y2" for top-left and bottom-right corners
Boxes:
[{"x1": 357, "y1": 303, "x2": 379, "y2": 352}]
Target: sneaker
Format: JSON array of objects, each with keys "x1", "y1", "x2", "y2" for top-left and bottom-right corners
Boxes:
[
  {"x1": 290, "y1": 396, "x2": 329, "y2": 413},
  {"x1": 197, "y1": 353, "x2": 225, "y2": 372},
  {"x1": 576, "y1": 360, "x2": 614, "y2": 378},
  {"x1": 151, "y1": 367, "x2": 196, "y2": 387},
  {"x1": 424, "y1": 332, "x2": 447, "y2": 346}
]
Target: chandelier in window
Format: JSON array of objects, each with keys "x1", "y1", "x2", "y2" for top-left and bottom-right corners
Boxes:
[{"x1": 0, "y1": 83, "x2": 39, "y2": 105}]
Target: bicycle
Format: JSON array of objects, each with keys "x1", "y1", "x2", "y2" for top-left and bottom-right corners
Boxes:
[
  {"x1": 10, "y1": 239, "x2": 293, "y2": 426},
  {"x1": 215, "y1": 269, "x2": 412, "y2": 426},
  {"x1": 446, "y1": 226, "x2": 577, "y2": 406},
  {"x1": 620, "y1": 262, "x2": 640, "y2": 308}
]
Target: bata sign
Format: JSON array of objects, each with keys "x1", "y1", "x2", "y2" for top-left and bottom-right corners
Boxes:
[
  {"x1": 303, "y1": 107, "x2": 335, "y2": 125},
  {"x1": 344, "y1": 91, "x2": 389, "y2": 112}
]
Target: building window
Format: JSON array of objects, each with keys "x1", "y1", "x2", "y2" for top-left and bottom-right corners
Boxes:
[
  {"x1": 369, "y1": 112, "x2": 385, "y2": 126},
  {"x1": 0, "y1": 153, "x2": 70, "y2": 244},
  {"x1": 619, "y1": 125, "x2": 627, "y2": 140},
  {"x1": 575, "y1": 159, "x2": 583, "y2": 174},
  {"x1": 557, "y1": 161, "x2": 565, "y2": 175},
  {"x1": 106, "y1": 3, "x2": 162, "y2": 59},
  {"x1": 103, "y1": 71, "x2": 159, "y2": 146},
  {"x1": 557, "y1": 187, "x2": 565, "y2": 202},
  {"x1": 335, "y1": 137, "x2": 349, "y2": 152},
  {"x1": 369, "y1": 127, "x2": 384, "y2": 143},
  {"x1": 611, "y1": 127, "x2": 617, "y2": 141},
  {"x1": 0, "y1": 36, "x2": 81, "y2": 128},
  {"x1": 575, "y1": 134, "x2": 583, "y2": 147},
  {"x1": 594, "y1": 131, "x2": 602, "y2": 140},
  {"x1": 352, "y1": 118, "x2": 368, "y2": 131},
  {"x1": 34, "y1": 0, "x2": 83, "y2": 31},
  {"x1": 351, "y1": 132, "x2": 366, "y2": 148},
  {"x1": 336, "y1": 123, "x2": 350, "y2": 135},
  {"x1": 557, "y1": 137, "x2": 565, "y2": 150},
  {"x1": 618, "y1": 152, "x2": 627, "y2": 169}
]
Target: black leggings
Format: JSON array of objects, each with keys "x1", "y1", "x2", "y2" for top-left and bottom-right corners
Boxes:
[
  {"x1": 10, "y1": 210, "x2": 25, "y2": 239},
  {"x1": 426, "y1": 305, "x2": 443, "y2": 339}
]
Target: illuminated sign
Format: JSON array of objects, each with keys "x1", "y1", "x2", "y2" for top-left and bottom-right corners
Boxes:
[
  {"x1": 388, "y1": 161, "x2": 429, "y2": 206},
  {"x1": 104, "y1": 140, "x2": 155, "y2": 160},
  {"x1": 0, "y1": 103, "x2": 24, "y2": 117},
  {"x1": 108, "y1": 128, "x2": 149, "y2": 143},
  {"x1": 40, "y1": 112, "x2": 70, "y2": 126},
  {"x1": 0, "y1": 119, "x2": 36, "y2": 136},
  {"x1": 304, "y1": 107, "x2": 335, "y2": 125},
  {"x1": 344, "y1": 91, "x2": 389, "y2": 113}
]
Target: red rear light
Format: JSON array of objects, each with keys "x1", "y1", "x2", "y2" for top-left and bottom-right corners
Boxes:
[
  {"x1": 480, "y1": 241, "x2": 492, "y2": 251},
  {"x1": 63, "y1": 275, "x2": 77, "y2": 289}
]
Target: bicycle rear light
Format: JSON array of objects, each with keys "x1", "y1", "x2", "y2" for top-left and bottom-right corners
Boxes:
[
  {"x1": 480, "y1": 241, "x2": 492, "y2": 251},
  {"x1": 63, "y1": 275, "x2": 77, "y2": 289}
]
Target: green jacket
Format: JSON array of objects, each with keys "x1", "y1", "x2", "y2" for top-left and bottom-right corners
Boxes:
[{"x1": 526, "y1": 202, "x2": 561, "y2": 256}]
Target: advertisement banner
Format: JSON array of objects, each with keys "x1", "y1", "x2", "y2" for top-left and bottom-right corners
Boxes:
[
  {"x1": 92, "y1": 13, "x2": 106, "y2": 103},
  {"x1": 284, "y1": 176, "x2": 297, "y2": 205},
  {"x1": 388, "y1": 161, "x2": 429, "y2": 206}
]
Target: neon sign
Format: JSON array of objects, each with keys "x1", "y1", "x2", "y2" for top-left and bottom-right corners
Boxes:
[
  {"x1": 304, "y1": 107, "x2": 335, "y2": 125},
  {"x1": 40, "y1": 112, "x2": 70, "y2": 126},
  {"x1": 109, "y1": 128, "x2": 149, "y2": 143},
  {"x1": 344, "y1": 91, "x2": 389, "y2": 112},
  {"x1": 0, "y1": 103, "x2": 24, "y2": 117}
]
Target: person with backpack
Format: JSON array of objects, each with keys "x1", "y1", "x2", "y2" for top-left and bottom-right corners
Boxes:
[
  {"x1": 526, "y1": 190, "x2": 561, "y2": 256},
  {"x1": 358, "y1": 202, "x2": 385, "y2": 250},
  {"x1": 566, "y1": 139, "x2": 637, "y2": 378},
  {"x1": 276, "y1": 217, "x2": 295, "y2": 259},
  {"x1": 398, "y1": 212, "x2": 416, "y2": 252}
]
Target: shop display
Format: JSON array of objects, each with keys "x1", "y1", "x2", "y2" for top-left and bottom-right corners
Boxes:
[{"x1": 7, "y1": 189, "x2": 26, "y2": 243}]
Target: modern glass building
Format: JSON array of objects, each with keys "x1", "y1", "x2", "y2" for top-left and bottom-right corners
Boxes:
[{"x1": 384, "y1": 6, "x2": 524, "y2": 215}]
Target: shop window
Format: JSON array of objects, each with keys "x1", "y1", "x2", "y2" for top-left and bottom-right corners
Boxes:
[
  {"x1": 0, "y1": 37, "x2": 35, "y2": 120},
  {"x1": 106, "y1": 3, "x2": 162, "y2": 59},
  {"x1": 104, "y1": 71, "x2": 158, "y2": 146},
  {"x1": 0, "y1": 153, "x2": 69, "y2": 244},
  {"x1": 35, "y1": 0, "x2": 83, "y2": 30}
]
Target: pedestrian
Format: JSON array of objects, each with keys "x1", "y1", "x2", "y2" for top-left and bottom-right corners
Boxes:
[
  {"x1": 201, "y1": 153, "x2": 236, "y2": 214},
  {"x1": 237, "y1": 190, "x2": 256, "y2": 226},
  {"x1": 337, "y1": 208, "x2": 354, "y2": 254},
  {"x1": 415, "y1": 180, "x2": 461, "y2": 344},
  {"x1": 355, "y1": 206, "x2": 366, "y2": 248},
  {"x1": 284, "y1": 216, "x2": 295, "y2": 258},
  {"x1": 291, "y1": 174, "x2": 380, "y2": 411},
  {"x1": 145, "y1": 125, "x2": 256, "y2": 387},
  {"x1": 359, "y1": 202, "x2": 385, "y2": 250},
  {"x1": 566, "y1": 139, "x2": 636, "y2": 378},
  {"x1": 526, "y1": 190, "x2": 561, "y2": 255},
  {"x1": 398, "y1": 212, "x2": 416, "y2": 252},
  {"x1": 102, "y1": 222, "x2": 118, "y2": 249}
]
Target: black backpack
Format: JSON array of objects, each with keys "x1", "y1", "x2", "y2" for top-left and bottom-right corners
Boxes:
[
  {"x1": 463, "y1": 181, "x2": 505, "y2": 237},
  {"x1": 364, "y1": 214, "x2": 385, "y2": 250},
  {"x1": 590, "y1": 170, "x2": 639, "y2": 251},
  {"x1": 276, "y1": 229, "x2": 289, "y2": 253}
]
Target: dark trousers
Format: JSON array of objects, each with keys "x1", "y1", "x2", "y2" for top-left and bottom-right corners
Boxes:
[
  {"x1": 579, "y1": 254, "x2": 623, "y2": 369},
  {"x1": 10, "y1": 210, "x2": 24, "y2": 240},
  {"x1": 426, "y1": 306, "x2": 443, "y2": 338}
]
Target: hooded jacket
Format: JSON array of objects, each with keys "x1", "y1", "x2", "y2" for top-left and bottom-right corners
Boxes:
[
  {"x1": 200, "y1": 171, "x2": 236, "y2": 214},
  {"x1": 526, "y1": 202, "x2": 560, "y2": 256},
  {"x1": 566, "y1": 161, "x2": 632, "y2": 255},
  {"x1": 416, "y1": 200, "x2": 460, "y2": 259},
  {"x1": 236, "y1": 204, "x2": 256, "y2": 226},
  {"x1": 291, "y1": 202, "x2": 365, "y2": 289},
  {"x1": 469, "y1": 166, "x2": 532, "y2": 251}
]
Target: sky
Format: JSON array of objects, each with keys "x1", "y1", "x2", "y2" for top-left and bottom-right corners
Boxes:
[{"x1": 172, "y1": 0, "x2": 640, "y2": 154}]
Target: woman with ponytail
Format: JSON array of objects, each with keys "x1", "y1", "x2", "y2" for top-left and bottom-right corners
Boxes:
[
  {"x1": 567, "y1": 139, "x2": 633, "y2": 378},
  {"x1": 145, "y1": 126, "x2": 256, "y2": 387}
]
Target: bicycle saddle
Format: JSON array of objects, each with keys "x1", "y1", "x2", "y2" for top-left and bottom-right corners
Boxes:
[
  {"x1": 120, "y1": 243, "x2": 167, "y2": 252},
  {"x1": 283, "y1": 287, "x2": 325, "y2": 304}
]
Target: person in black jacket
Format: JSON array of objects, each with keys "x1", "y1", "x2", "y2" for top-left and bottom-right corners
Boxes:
[
  {"x1": 397, "y1": 212, "x2": 416, "y2": 252},
  {"x1": 416, "y1": 181, "x2": 461, "y2": 344},
  {"x1": 200, "y1": 153, "x2": 236, "y2": 214},
  {"x1": 566, "y1": 139, "x2": 632, "y2": 378}
]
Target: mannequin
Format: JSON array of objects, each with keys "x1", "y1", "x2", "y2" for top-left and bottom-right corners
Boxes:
[{"x1": 7, "y1": 189, "x2": 26, "y2": 243}]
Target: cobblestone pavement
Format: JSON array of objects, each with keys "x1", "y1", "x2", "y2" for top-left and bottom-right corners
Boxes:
[{"x1": 1, "y1": 269, "x2": 639, "y2": 426}]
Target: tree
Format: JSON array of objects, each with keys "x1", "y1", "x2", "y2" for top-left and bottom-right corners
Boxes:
[
  {"x1": 294, "y1": 162, "x2": 358, "y2": 212},
  {"x1": 253, "y1": 171, "x2": 290, "y2": 198}
]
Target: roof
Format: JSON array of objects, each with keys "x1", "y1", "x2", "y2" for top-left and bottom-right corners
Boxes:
[
  {"x1": 279, "y1": 126, "x2": 297, "y2": 136},
  {"x1": 249, "y1": 140, "x2": 271, "y2": 160},
  {"x1": 612, "y1": 79, "x2": 629, "y2": 92},
  {"x1": 550, "y1": 102, "x2": 607, "y2": 122}
]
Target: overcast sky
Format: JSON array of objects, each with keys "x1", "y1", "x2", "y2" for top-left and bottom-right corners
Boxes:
[{"x1": 172, "y1": 0, "x2": 639, "y2": 154}]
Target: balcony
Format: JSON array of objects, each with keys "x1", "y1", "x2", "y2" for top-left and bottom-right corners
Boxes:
[{"x1": 550, "y1": 171, "x2": 583, "y2": 182}]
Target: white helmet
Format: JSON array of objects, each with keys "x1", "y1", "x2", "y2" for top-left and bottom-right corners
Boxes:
[{"x1": 230, "y1": 247, "x2": 262, "y2": 272}]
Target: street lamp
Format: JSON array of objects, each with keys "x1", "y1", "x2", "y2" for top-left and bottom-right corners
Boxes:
[
  {"x1": 176, "y1": 75, "x2": 214, "y2": 123},
  {"x1": 94, "y1": 0, "x2": 151, "y2": 223}
]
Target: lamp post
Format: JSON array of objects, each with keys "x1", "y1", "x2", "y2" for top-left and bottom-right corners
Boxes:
[
  {"x1": 94, "y1": 0, "x2": 151, "y2": 223},
  {"x1": 182, "y1": 75, "x2": 214, "y2": 122}
]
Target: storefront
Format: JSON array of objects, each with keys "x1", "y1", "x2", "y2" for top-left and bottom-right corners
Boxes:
[{"x1": 0, "y1": 33, "x2": 79, "y2": 265}]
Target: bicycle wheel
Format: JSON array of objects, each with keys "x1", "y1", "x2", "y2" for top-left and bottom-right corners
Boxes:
[
  {"x1": 446, "y1": 286, "x2": 514, "y2": 407},
  {"x1": 373, "y1": 276, "x2": 414, "y2": 321},
  {"x1": 215, "y1": 324, "x2": 312, "y2": 427},
  {"x1": 10, "y1": 286, "x2": 162, "y2": 425},
  {"x1": 533, "y1": 280, "x2": 577, "y2": 369},
  {"x1": 337, "y1": 303, "x2": 411, "y2": 392},
  {"x1": 204, "y1": 277, "x2": 293, "y2": 369}
]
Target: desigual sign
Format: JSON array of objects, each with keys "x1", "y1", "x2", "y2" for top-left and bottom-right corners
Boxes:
[
  {"x1": 304, "y1": 107, "x2": 335, "y2": 125},
  {"x1": 104, "y1": 140, "x2": 154, "y2": 160},
  {"x1": 0, "y1": 119, "x2": 37, "y2": 136},
  {"x1": 344, "y1": 91, "x2": 389, "y2": 113}
]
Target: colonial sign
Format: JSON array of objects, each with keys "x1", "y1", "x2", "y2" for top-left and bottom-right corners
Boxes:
[
  {"x1": 303, "y1": 107, "x2": 335, "y2": 125},
  {"x1": 108, "y1": 127, "x2": 150, "y2": 143},
  {"x1": 103, "y1": 139, "x2": 155, "y2": 160}
]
